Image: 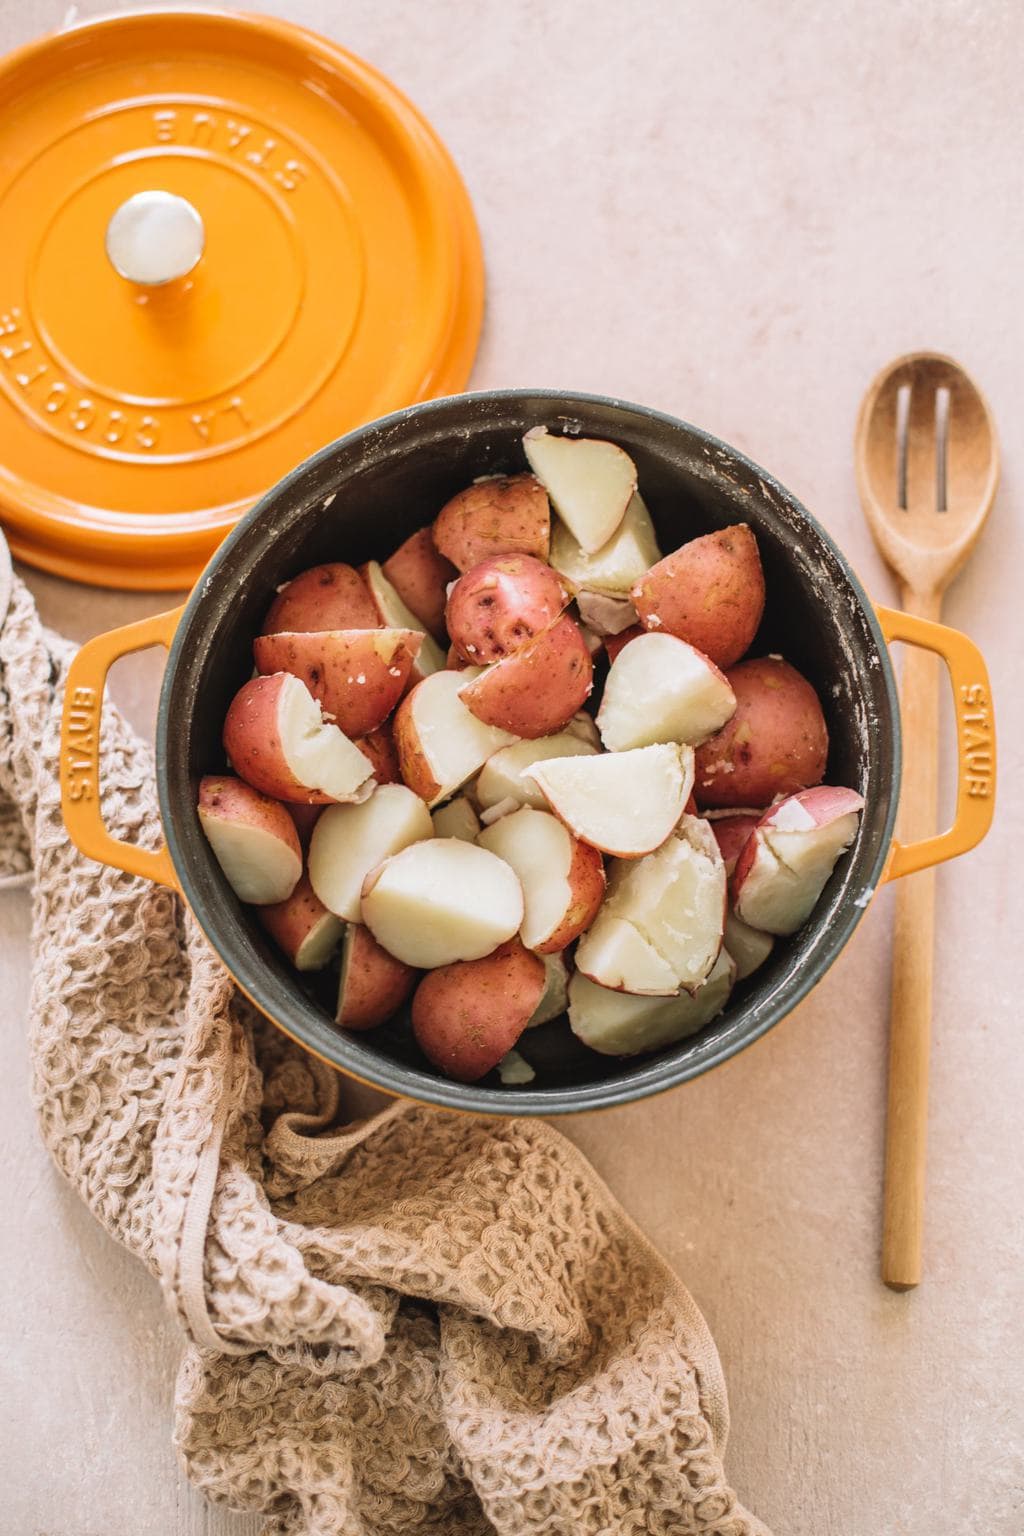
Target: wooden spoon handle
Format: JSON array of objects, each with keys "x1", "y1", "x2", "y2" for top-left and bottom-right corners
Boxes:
[{"x1": 881, "y1": 587, "x2": 941, "y2": 1289}]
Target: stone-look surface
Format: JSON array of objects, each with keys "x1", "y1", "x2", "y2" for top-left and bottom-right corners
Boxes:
[{"x1": 0, "y1": 2, "x2": 1021, "y2": 1534}]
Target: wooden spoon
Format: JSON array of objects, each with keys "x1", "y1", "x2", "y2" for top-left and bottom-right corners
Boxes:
[{"x1": 856, "y1": 352, "x2": 998, "y2": 1290}]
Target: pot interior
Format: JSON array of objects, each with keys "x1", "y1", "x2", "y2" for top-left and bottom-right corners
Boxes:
[{"x1": 159, "y1": 391, "x2": 900, "y2": 1113}]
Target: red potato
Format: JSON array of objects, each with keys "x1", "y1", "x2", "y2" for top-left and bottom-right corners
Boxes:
[
  {"x1": 223, "y1": 673, "x2": 375, "y2": 805},
  {"x1": 476, "y1": 731, "x2": 599, "y2": 813},
  {"x1": 393, "y1": 669, "x2": 517, "y2": 807},
  {"x1": 528, "y1": 951, "x2": 571, "y2": 1026},
  {"x1": 569, "y1": 949, "x2": 735, "y2": 1057},
  {"x1": 361, "y1": 838, "x2": 524, "y2": 968},
  {"x1": 524, "y1": 743, "x2": 694, "y2": 859},
  {"x1": 523, "y1": 427, "x2": 637, "y2": 553},
  {"x1": 549, "y1": 490, "x2": 661, "y2": 596},
  {"x1": 575, "y1": 816, "x2": 726, "y2": 994},
  {"x1": 411, "y1": 938, "x2": 545, "y2": 1082},
  {"x1": 253, "y1": 629, "x2": 422, "y2": 739},
  {"x1": 257, "y1": 874, "x2": 344, "y2": 971},
  {"x1": 336, "y1": 923, "x2": 418, "y2": 1031},
  {"x1": 357, "y1": 724, "x2": 401, "y2": 785},
  {"x1": 446, "y1": 643, "x2": 470, "y2": 670},
  {"x1": 498, "y1": 1049, "x2": 536, "y2": 1084},
  {"x1": 708, "y1": 810, "x2": 763, "y2": 875},
  {"x1": 432, "y1": 473, "x2": 550, "y2": 571},
  {"x1": 381, "y1": 527, "x2": 457, "y2": 642},
  {"x1": 478, "y1": 806, "x2": 606, "y2": 953},
  {"x1": 597, "y1": 631, "x2": 736, "y2": 751},
  {"x1": 446, "y1": 554, "x2": 569, "y2": 664},
  {"x1": 261, "y1": 563, "x2": 379, "y2": 635},
  {"x1": 631, "y1": 524, "x2": 766, "y2": 669},
  {"x1": 693, "y1": 656, "x2": 828, "y2": 809},
  {"x1": 458, "y1": 614, "x2": 593, "y2": 739},
  {"x1": 198, "y1": 776, "x2": 302, "y2": 905},
  {"x1": 430, "y1": 796, "x2": 481, "y2": 841},
  {"x1": 287, "y1": 802, "x2": 323, "y2": 850},
  {"x1": 307, "y1": 784, "x2": 433, "y2": 921},
  {"x1": 575, "y1": 590, "x2": 637, "y2": 638},
  {"x1": 731, "y1": 785, "x2": 865, "y2": 935},
  {"x1": 360, "y1": 560, "x2": 446, "y2": 678},
  {"x1": 604, "y1": 625, "x2": 644, "y2": 664}
]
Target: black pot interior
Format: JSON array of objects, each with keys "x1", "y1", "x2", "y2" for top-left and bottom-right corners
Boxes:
[{"x1": 158, "y1": 390, "x2": 900, "y2": 1113}]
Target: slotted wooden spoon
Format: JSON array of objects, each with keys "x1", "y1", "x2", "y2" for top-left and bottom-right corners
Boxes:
[{"x1": 856, "y1": 352, "x2": 998, "y2": 1289}]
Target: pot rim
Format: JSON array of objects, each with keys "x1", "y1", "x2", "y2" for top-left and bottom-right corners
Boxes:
[{"x1": 157, "y1": 387, "x2": 902, "y2": 1113}]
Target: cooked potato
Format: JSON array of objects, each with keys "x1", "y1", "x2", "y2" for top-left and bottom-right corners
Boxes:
[
  {"x1": 257, "y1": 874, "x2": 344, "y2": 970},
  {"x1": 336, "y1": 923, "x2": 418, "y2": 1031},
  {"x1": 431, "y1": 796, "x2": 481, "y2": 841},
  {"x1": 198, "y1": 775, "x2": 302, "y2": 905},
  {"x1": 730, "y1": 785, "x2": 864, "y2": 934},
  {"x1": 631, "y1": 524, "x2": 765, "y2": 669},
  {"x1": 522, "y1": 428, "x2": 636, "y2": 553},
  {"x1": 549, "y1": 490, "x2": 660, "y2": 595},
  {"x1": 476, "y1": 732, "x2": 599, "y2": 812},
  {"x1": 411, "y1": 938, "x2": 545, "y2": 1081},
  {"x1": 381, "y1": 527, "x2": 457, "y2": 642},
  {"x1": 253, "y1": 628, "x2": 421, "y2": 740},
  {"x1": 478, "y1": 806, "x2": 606, "y2": 952},
  {"x1": 458, "y1": 614, "x2": 593, "y2": 739},
  {"x1": 393, "y1": 669, "x2": 516, "y2": 806},
  {"x1": 308, "y1": 784, "x2": 433, "y2": 921},
  {"x1": 603, "y1": 625, "x2": 643, "y2": 664},
  {"x1": 360, "y1": 561, "x2": 446, "y2": 678},
  {"x1": 708, "y1": 810, "x2": 762, "y2": 874},
  {"x1": 261, "y1": 563, "x2": 380, "y2": 635},
  {"x1": 569, "y1": 949, "x2": 735, "y2": 1057},
  {"x1": 524, "y1": 743, "x2": 694, "y2": 859},
  {"x1": 446, "y1": 554, "x2": 568, "y2": 663},
  {"x1": 361, "y1": 838, "x2": 524, "y2": 967},
  {"x1": 432, "y1": 474, "x2": 550, "y2": 571},
  {"x1": 596, "y1": 631, "x2": 736, "y2": 751},
  {"x1": 223, "y1": 673, "x2": 375, "y2": 805},
  {"x1": 693, "y1": 657, "x2": 828, "y2": 808},
  {"x1": 357, "y1": 724, "x2": 402, "y2": 785}
]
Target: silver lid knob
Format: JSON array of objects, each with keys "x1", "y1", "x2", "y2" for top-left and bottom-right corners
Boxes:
[{"x1": 105, "y1": 191, "x2": 205, "y2": 287}]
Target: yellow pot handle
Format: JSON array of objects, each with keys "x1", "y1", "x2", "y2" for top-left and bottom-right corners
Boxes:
[
  {"x1": 876, "y1": 605, "x2": 995, "y2": 882},
  {"x1": 61, "y1": 606, "x2": 185, "y2": 890}
]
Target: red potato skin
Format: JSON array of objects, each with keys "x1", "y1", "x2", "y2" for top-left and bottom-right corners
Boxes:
[
  {"x1": 446, "y1": 555, "x2": 570, "y2": 664},
  {"x1": 253, "y1": 629, "x2": 422, "y2": 739},
  {"x1": 382, "y1": 527, "x2": 457, "y2": 642},
  {"x1": 357, "y1": 724, "x2": 402, "y2": 785},
  {"x1": 391, "y1": 685, "x2": 443, "y2": 801},
  {"x1": 710, "y1": 812, "x2": 762, "y2": 875},
  {"x1": 261, "y1": 563, "x2": 380, "y2": 635},
  {"x1": 446, "y1": 644, "x2": 471, "y2": 671},
  {"x1": 338, "y1": 926, "x2": 418, "y2": 1031},
  {"x1": 432, "y1": 474, "x2": 550, "y2": 571},
  {"x1": 287, "y1": 802, "x2": 323, "y2": 849},
  {"x1": 535, "y1": 836, "x2": 606, "y2": 953},
  {"x1": 223, "y1": 674, "x2": 335, "y2": 804},
  {"x1": 198, "y1": 774, "x2": 302, "y2": 862},
  {"x1": 729, "y1": 784, "x2": 865, "y2": 902},
  {"x1": 411, "y1": 939, "x2": 545, "y2": 1081},
  {"x1": 603, "y1": 624, "x2": 644, "y2": 664},
  {"x1": 257, "y1": 874, "x2": 339, "y2": 968},
  {"x1": 459, "y1": 614, "x2": 594, "y2": 739},
  {"x1": 693, "y1": 657, "x2": 828, "y2": 809},
  {"x1": 631, "y1": 524, "x2": 766, "y2": 669}
]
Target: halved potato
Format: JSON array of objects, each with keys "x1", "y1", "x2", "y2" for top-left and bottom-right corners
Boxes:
[
  {"x1": 253, "y1": 628, "x2": 421, "y2": 739},
  {"x1": 569, "y1": 949, "x2": 735, "y2": 1057},
  {"x1": 446, "y1": 554, "x2": 569, "y2": 663},
  {"x1": 457, "y1": 614, "x2": 593, "y2": 739},
  {"x1": 523, "y1": 428, "x2": 637, "y2": 552},
  {"x1": 393, "y1": 669, "x2": 517, "y2": 807},
  {"x1": 731, "y1": 785, "x2": 864, "y2": 935},
  {"x1": 631, "y1": 524, "x2": 765, "y2": 669},
  {"x1": 694, "y1": 656, "x2": 828, "y2": 808},
  {"x1": 478, "y1": 806, "x2": 605, "y2": 952},
  {"x1": 527, "y1": 951, "x2": 571, "y2": 1026},
  {"x1": 433, "y1": 474, "x2": 550, "y2": 570},
  {"x1": 198, "y1": 775, "x2": 302, "y2": 905},
  {"x1": 307, "y1": 783, "x2": 433, "y2": 921},
  {"x1": 411, "y1": 938, "x2": 545, "y2": 1081},
  {"x1": 549, "y1": 490, "x2": 661, "y2": 595},
  {"x1": 223, "y1": 673, "x2": 375, "y2": 805},
  {"x1": 431, "y1": 795, "x2": 481, "y2": 842},
  {"x1": 261, "y1": 563, "x2": 379, "y2": 635},
  {"x1": 360, "y1": 560, "x2": 446, "y2": 677},
  {"x1": 523, "y1": 743, "x2": 694, "y2": 858},
  {"x1": 381, "y1": 527, "x2": 457, "y2": 642},
  {"x1": 257, "y1": 874, "x2": 344, "y2": 970},
  {"x1": 357, "y1": 723, "x2": 402, "y2": 785},
  {"x1": 360, "y1": 838, "x2": 524, "y2": 967},
  {"x1": 475, "y1": 731, "x2": 599, "y2": 812},
  {"x1": 597, "y1": 631, "x2": 736, "y2": 751},
  {"x1": 336, "y1": 923, "x2": 417, "y2": 1031},
  {"x1": 723, "y1": 911, "x2": 774, "y2": 979}
]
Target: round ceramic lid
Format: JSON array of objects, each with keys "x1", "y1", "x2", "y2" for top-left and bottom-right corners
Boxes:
[{"x1": 0, "y1": 9, "x2": 484, "y2": 589}]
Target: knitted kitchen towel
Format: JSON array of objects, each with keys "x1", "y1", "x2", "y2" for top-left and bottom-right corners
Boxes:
[{"x1": 0, "y1": 557, "x2": 771, "y2": 1536}]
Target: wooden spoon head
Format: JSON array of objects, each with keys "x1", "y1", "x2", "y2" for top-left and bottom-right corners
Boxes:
[{"x1": 855, "y1": 352, "x2": 998, "y2": 595}]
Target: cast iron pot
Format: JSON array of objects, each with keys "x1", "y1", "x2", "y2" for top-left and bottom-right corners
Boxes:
[{"x1": 60, "y1": 390, "x2": 995, "y2": 1113}]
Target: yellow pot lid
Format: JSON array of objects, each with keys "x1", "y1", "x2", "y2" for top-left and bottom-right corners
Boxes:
[{"x1": 0, "y1": 8, "x2": 484, "y2": 590}]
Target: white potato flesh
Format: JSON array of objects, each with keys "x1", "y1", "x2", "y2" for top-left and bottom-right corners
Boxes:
[
  {"x1": 277, "y1": 673, "x2": 375, "y2": 802},
  {"x1": 575, "y1": 914, "x2": 680, "y2": 995},
  {"x1": 723, "y1": 910, "x2": 774, "y2": 979},
  {"x1": 735, "y1": 812, "x2": 861, "y2": 935},
  {"x1": 527, "y1": 952, "x2": 571, "y2": 1026},
  {"x1": 199, "y1": 816, "x2": 301, "y2": 905},
  {"x1": 360, "y1": 838, "x2": 524, "y2": 967},
  {"x1": 523, "y1": 428, "x2": 637, "y2": 552},
  {"x1": 575, "y1": 590, "x2": 638, "y2": 636},
  {"x1": 308, "y1": 784, "x2": 433, "y2": 920},
  {"x1": 599, "y1": 816, "x2": 726, "y2": 991},
  {"x1": 523, "y1": 743, "x2": 694, "y2": 858},
  {"x1": 563, "y1": 711, "x2": 602, "y2": 748},
  {"x1": 431, "y1": 796, "x2": 481, "y2": 842},
  {"x1": 408, "y1": 669, "x2": 518, "y2": 806},
  {"x1": 363, "y1": 560, "x2": 446, "y2": 675},
  {"x1": 476, "y1": 732, "x2": 599, "y2": 811},
  {"x1": 549, "y1": 491, "x2": 661, "y2": 595},
  {"x1": 294, "y1": 912, "x2": 346, "y2": 972},
  {"x1": 478, "y1": 807, "x2": 574, "y2": 950},
  {"x1": 498, "y1": 1048, "x2": 536, "y2": 1085},
  {"x1": 597, "y1": 632, "x2": 736, "y2": 751},
  {"x1": 569, "y1": 950, "x2": 735, "y2": 1057}
]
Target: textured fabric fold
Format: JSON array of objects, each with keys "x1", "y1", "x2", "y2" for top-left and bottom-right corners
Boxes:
[{"x1": 0, "y1": 557, "x2": 770, "y2": 1536}]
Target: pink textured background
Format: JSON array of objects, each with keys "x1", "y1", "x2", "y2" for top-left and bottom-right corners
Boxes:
[{"x1": 0, "y1": 4, "x2": 1021, "y2": 1534}]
